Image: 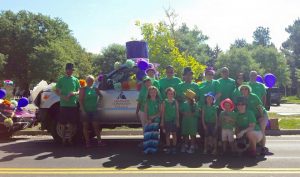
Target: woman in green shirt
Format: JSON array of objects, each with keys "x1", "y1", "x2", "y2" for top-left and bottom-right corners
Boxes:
[
  {"x1": 79, "y1": 75, "x2": 103, "y2": 148},
  {"x1": 235, "y1": 97, "x2": 263, "y2": 157}
]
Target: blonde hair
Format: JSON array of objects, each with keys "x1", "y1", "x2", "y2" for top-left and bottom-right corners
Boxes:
[{"x1": 86, "y1": 75, "x2": 95, "y2": 82}]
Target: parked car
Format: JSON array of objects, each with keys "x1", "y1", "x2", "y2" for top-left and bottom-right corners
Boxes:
[
  {"x1": 270, "y1": 87, "x2": 282, "y2": 106},
  {"x1": 31, "y1": 66, "x2": 140, "y2": 143}
]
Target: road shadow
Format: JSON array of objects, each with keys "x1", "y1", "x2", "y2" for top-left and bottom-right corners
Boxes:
[{"x1": 0, "y1": 138, "x2": 267, "y2": 169}]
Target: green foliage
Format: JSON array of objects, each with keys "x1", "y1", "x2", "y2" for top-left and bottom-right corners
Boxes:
[
  {"x1": 253, "y1": 26, "x2": 271, "y2": 46},
  {"x1": 0, "y1": 10, "x2": 92, "y2": 88},
  {"x1": 215, "y1": 47, "x2": 262, "y2": 79},
  {"x1": 92, "y1": 44, "x2": 126, "y2": 74},
  {"x1": 251, "y1": 46, "x2": 291, "y2": 87},
  {"x1": 230, "y1": 38, "x2": 249, "y2": 49},
  {"x1": 135, "y1": 21, "x2": 205, "y2": 79},
  {"x1": 0, "y1": 53, "x2": 7, "y2": 74}
]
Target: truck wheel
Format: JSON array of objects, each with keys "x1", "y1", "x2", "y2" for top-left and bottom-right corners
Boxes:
[{"x1": 50, "y1": 120, "x2": 78, "y2": 144}]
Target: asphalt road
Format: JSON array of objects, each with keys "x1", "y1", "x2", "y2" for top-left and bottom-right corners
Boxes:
[
  {"x1": 0, "y1": 135, "x2": 300, "y2": 177},
  {"x1": 269, "y1": 104, "x2": 300, "y2": 115}
]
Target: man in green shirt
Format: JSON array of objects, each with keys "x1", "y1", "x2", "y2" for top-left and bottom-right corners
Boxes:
[
  {"x1": 199, "y1": 67, "x2": 221, "y2": 107},
  {"x1": 159, "y1": 65, "x2": 182, "y2": 99},
  {"x1": 176, "y1": 67, "x2": 201, "y2": 104},
  {"x1": 248, "y1": 71, "x2": 267, "y2": 106},
  {"x1": 55, "y1": 63, "x2": 80, "y2": 145},
  {"x1": 218, "y1": 67, "x2": 236, "y2": 103}
]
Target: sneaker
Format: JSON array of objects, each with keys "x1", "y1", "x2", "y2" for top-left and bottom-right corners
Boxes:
[
  {"x1": 187, "y1": 146, "x2": 195, "y2": 154},
  {"x1": 181, "y1": 144, "x2": 188, "y2": 153},
  {"x1": 248, "y1": 150, "x2": 257, "y2": 158},
  {"x1": 260, "y1": 147, "x2": 271, "y2": 155}
]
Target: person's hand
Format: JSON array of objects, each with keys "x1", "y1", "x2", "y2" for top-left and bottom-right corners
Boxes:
[
  {"x1": 237, "y1": 130, "x2": 245, "y2": 138},
  {"x1": 203, "y1": 125, "x2": 207, "y2": 131},
  {"x1": 81, "y1": 110, "x2": 87, "y2": 117},
  {"x1": 67, "y1": 92, "x2": 76, "y2": 98},
  {"x1": 160, "y1": 122, "x2": 164, "y2": 128}
]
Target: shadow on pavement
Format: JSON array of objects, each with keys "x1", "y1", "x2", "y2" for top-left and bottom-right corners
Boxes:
[{"x1": 0, "y1": 138, "x2": 267, "y2": 169}]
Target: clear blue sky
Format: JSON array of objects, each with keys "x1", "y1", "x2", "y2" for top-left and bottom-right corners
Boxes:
[{"x1": 1, "y1": 0, "x2": 300, "y2": 54}]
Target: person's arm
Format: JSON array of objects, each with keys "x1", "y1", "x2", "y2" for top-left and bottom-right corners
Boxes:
[
  {"x1": 136, "y1": 102, "x2": 141, "y2": 117},
  {"x1": 237, "y1": 123, "x2": 255, "y2": 138},
  {"x1": 160, "y1": 101, "x2": 165, "y2": 127},
  {"x1": 262, "y1": 95, "x2": 266, "y2": 107},
  {"x1": 214, "y1": 112, "x2": 218, "y2": 131},
  {"x1": 202, "y1": 109, "x2": 207, "y2": 130},
  {"x1": 175, "y1": 101, "x2": 180, "y2": 128},
  {"x1": 144, "y1": 102, "x2": 150, "y2": 124},
  {"x1": 78, "y1": 88, "x2": 86, "y2": 114}
]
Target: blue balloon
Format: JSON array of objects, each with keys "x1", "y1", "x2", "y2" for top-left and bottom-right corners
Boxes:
[
  {"x1": 0, "y1": 89, "x2": 6, "y2": 99},
  {"x1": 136, "y1": 70, "x2": 146, "y2": 81},
  {"x1": 256, "y1": 75, "x2": 264, "y2": 83},
  {"x1": 264, "y1": 73, "x2": 276, "y2": 88},
  {"x1": 18, "y1": 97, "x2": 29, "y2": 108},
  {"x1": 137, "y1": 59, "x2": 149, "y2": 71}
]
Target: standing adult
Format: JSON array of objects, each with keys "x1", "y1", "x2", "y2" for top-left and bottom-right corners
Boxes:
[
  {"x1": 55, "y1": 63, "x2": 80, "y2": 145},
  {"x1": 159, "y1": 65, "x2": 182, "y2": 99},
  {"x1": 199, "y1": 67, "x2": 221, "y2": 107},
  {"x1": 218, "y1": 67, "x2": 236, "y2": 103},
  {"x1": 248, "y1": 71, "x2": 267, "y2": 106},
  {"x1": 175, "y1": 67, "x2": 201, "y2": 104},
  {"x1": 232, "y1": 73, "x2": 245, "y2": 105},
  {"x1": 79, "y1": 75, "x2": 103, "y2": 148},
  {"x1": 146, "y1": 65, "x2": 160, "y2": 90}
]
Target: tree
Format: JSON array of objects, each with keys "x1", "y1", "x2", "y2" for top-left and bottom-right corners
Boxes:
[
  {"x1": 282, "y1": 18, "x2": 300, "y2": 96},
  {"x1": 92, "y1": 44, "x2": 126, "y2": 74},
  {"x1": 215, "y1": 47, "x2": 262, "y2": 80},
  {"x1": 135, "y1": 21, "x2": 205, "y2": 78},
  {"x1": 230, "y1": 38, "x2": 249, "y2": 49},
  {"x1": 0, "y1": 53, "x2": 6, "y2": 74},
  {"x1": 0, "y1": 10, "x2": 92, "y2": 89},
  {"x1": 253, "y1": 26, "x2": 271, "y2": 46},
  {"x1": 251, "y1": 46, "x2": 291, "y2": 87}
]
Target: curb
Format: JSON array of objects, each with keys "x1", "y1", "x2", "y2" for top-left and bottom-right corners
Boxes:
[{"x1": 14, "y1": 129, "x2": 300, "y2": 136}]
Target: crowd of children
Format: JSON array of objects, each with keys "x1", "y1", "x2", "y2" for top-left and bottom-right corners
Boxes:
[{"x1": 137, "y1": 65, "x2": 269, "y2": 157}]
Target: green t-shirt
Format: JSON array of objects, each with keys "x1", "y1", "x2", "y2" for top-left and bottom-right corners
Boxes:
[
  {"x1": 83, "y1": 87, "x2": 98, "y2": 112},
  {"x1": 248, "y1": 82, "x2": 266, "y2": 102},
  {"x1": 232, "y1": 87, "x2": 242, "y2": 105},
  {"x1": 137, "y1": 86, "x2": 148, "y2": 112},
  {"x1": 159, "y1": 77, "x2": 182, "y2": 99},
  {"x1": 150, "y1": 78, "x2": 160, "y2": 90},
  {"x1": 180, "y1": 101, "x2": 199, "y2": 136},
  {"x1": 246, "y1": 93, "x2": 265, "y2": 117},
  {"x1": 199, "y1": 79, "x2": 220, "y2": 106},
  {"x1": 235, "y1": 110, "x2": 260, "y2": 131},
  {"x1": 202, "y1": 104, "x2": 218, "y2": 123},
  {"x1": 220, "y1": 111, "x2": 236, "y2": 130},
  {"x1": 176, "y1": 82, "x2": 201, "y2": 103},
  {"x1": 218, "y1": 78, "x2": 236, "y2": 102},
  {"x1": 163, "y1": 99, "x2": 177, "y2": 122},
  {"x1": 145, "y1": 99, "x2": 160, "y2": 116},
  {"x1": 56, "y1": 76, "x2": 80, "y2": 107}
]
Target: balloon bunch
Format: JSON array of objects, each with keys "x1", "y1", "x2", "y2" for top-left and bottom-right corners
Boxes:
[{"x1": 256, "y1": 73, "x2": 277, "y2": 88}]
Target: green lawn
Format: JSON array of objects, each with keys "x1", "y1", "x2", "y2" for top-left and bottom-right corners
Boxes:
[
  {"x1": 269, "y1": 112, "x2": 300, "y2": 129},
  {"x1": 282, "y1": 96, "x2": 300, "y2": 104}
]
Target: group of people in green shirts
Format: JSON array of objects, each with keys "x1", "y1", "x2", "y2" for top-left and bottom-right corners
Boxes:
[
  {"x1": 55, "y1": 63, "x2": 105, "y2": 148},
  {"x1": 137, "y1": 65, "x2": 269, "y2": 157}
]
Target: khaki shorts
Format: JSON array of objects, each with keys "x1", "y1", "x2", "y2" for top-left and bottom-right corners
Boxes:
[
  {"x1": 222, "y1": 129, "x2": 234, "y2": 142},
  {"x1": 252, "y1": 130, "x2": 263, "y2": 143}
]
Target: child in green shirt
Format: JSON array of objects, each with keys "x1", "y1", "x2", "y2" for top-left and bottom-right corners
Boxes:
[
  {"x1": 180, "y1": 89, "x2": 199, "y2": 154},
  {"x1": 202, "y1": 92, "x2": 218, "y2": 155},
  {"x1": 219, "y1": 98, "x2": 236, "y2": 154},
  {"x1": 161, "y1": 87, "x2": 179, "y2": 154}
]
